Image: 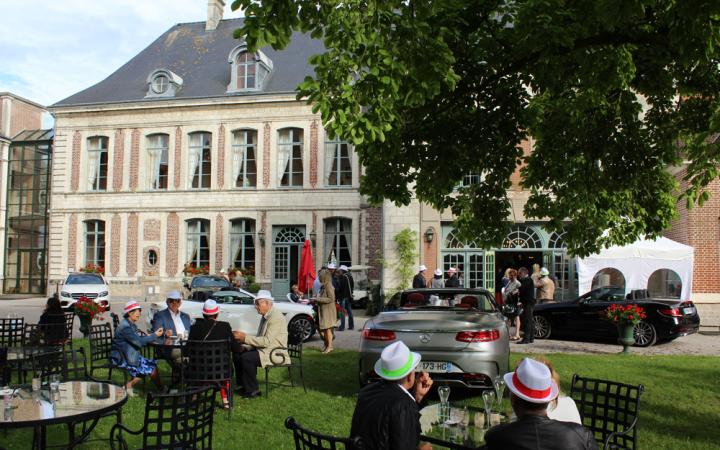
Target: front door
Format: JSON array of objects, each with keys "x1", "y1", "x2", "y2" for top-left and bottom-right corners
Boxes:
[{"x1": 271, "y1": 226, "x2": 305, "y2": 299}]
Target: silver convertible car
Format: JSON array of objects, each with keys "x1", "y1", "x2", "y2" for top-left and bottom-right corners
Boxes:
[{"x1": 359, "y1": 288, "x2": 510, "y2": 389}]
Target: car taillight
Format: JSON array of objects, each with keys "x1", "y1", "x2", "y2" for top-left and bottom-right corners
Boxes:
[
  {"x1": 659, "y1": 308, "x2": 682, "y2": 317},
  {"x1": 455, "y1": 330, "x2": 500, "y2": 342},
  {"x1": 362, "y1": 329, "x2": 397, "y2": 341}
]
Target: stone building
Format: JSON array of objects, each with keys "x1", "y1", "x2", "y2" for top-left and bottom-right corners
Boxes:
[{"x1": 47, "y1": 6, "x2": 381, "y2": 298}]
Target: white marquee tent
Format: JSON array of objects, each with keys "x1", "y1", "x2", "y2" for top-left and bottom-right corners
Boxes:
[{"x1": 577, "y1": 237, "x2": 694, "y2": 300}]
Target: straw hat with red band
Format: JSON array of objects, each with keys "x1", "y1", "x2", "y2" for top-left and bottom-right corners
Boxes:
[
  {"x1": 123, "y1": 301, "x2": 142, "y2": 314},
  {"x1": 202, "y1": 299, "x2": 219, "y2": 315},
  {"x1": 503, "y1": 358, "x2": 559, "y2": 403}
]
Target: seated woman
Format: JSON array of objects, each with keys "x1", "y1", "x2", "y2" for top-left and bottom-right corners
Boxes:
[
  {"x1": 539, "y1": 357, "x2": 581, "y2": 424},
  {"x1": 110, "y1": 301, "x2": 165, "y2": 395},
  {"x1": 38, "y1": 295, "x2": 67, "y2": 345},
  {"x1": 188, "y1": 299, "x2": 244, "y2": 409},
  {"x1": 288, "y1": 283, "x2": 306, "y2": 304}
]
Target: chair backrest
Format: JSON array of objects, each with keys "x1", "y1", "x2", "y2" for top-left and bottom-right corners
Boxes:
[
  {"x1": 0, "y1": 347, "x2": 8, "y2": 386},
  {"x1": 459, "y1": 296, "x2": 478, "y2": 308},
  {"x1": 64, "y1": 347, "x2": 89, "y2": 381},
  {"x1": 89, "y1": 323, "x2": 114, "y2": 366},
  {"x1": 0, "y1": 317, "x2": 24, "y2": 347},
  {"x1": 287, "y1": 293, "x2": 295, "y2": 302},
  {"x1": 141, "y1": 386, "x2": 216, "y2": 450},
  {"x1": 182, "y1": 339, "x2": 232, "y2": 384},
  {"x1": 24, "y1": 323, "x2": 66, "y2": 346},
  {"x1": 285, "y1": 417, "x2": 362, "y2": 450},
  {"x1": 64, "y1": 312, "x2": 75, "y2": 341},
  {"x1": 570, "y1": 374, "x2": 644, "y2": 450},
  {"x1": 405, "y1": 292, "x2": 427, "y2": 306},
  {"x1": 31, "y1": 348, "x2": 67, "y2": 383}
]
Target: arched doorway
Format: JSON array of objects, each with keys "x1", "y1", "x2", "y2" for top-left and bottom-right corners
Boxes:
[{"x1": 271, "y1": 226, "x2": 305, "y2": 298}]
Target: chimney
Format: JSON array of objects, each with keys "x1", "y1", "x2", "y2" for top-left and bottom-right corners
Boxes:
[{"x1": 206, "y1": 0, "x2": 225, "y2": 31}]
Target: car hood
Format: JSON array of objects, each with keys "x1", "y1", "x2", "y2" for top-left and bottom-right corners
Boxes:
[
  {"x1": 369, "y1": 310, "x2": 504, "y2": 331},
  {"x1": 61, "y1": 284, "x2": 107, "y2": 293}
]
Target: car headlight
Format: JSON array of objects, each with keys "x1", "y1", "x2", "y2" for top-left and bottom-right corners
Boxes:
[
  {"x1": 60, "y1": 291, "x2": 71, "y2": 298},
  {"x1": 99, "y1": 291, "x2": 109, "y2": 297}
]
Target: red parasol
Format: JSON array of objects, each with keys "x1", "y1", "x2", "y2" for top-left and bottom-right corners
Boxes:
[{"x1": 298, "y1": 239, "x2": 316, "y2": 296}]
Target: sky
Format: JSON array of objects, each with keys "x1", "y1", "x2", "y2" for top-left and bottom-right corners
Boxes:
[{"x1": 0, "y1": 0, "x2": 244, "y2": 123}]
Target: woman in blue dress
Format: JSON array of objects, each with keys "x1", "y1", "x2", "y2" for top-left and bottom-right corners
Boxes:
[{"x1": 110, "y1": 300, "x2": 165, "y2": 393}]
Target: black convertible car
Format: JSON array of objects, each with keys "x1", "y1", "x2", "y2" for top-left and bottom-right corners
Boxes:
[{"x1": 532, "y1": 287, "x2": 700, "y2": 347}]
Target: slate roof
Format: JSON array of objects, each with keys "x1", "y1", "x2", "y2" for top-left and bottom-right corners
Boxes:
[{"x1": 53, "y1": 18, "x2": 324, "y2": 107}]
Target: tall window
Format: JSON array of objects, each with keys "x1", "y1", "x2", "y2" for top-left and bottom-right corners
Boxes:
[
  {"x1": 324, "y1": 218, "x2": 352, "y2": 266},
  {"x1": 278, "y1": 128, "x2": 303, "y2": 187},
  {"x1": 232, "y1": 130, "x2": 257, "y2": 188},
  {"x1": 186, "y1": 219, "x2": 210, "y2": 269},
  {"x1": 188, "y1": 132, "x2": 212, "y2": 189},
  {"x1": 324, "y1": 134, "x2": 352, "y2": 186},
  {"x1": 87, "y1": 136, "x2": 108, "y2": 191},
  {"x1": 230, "y1": 219, "x2": 256, "y2": 269},
  {"x1": 237, "y1": 52, "x2": 257, "y2": 89},
  {"x1": 147, "y1": 134, "x2": 169, "y2": 190},
  {"x1": 85, "y1": 220, "x2": 105, "y2": 268}
]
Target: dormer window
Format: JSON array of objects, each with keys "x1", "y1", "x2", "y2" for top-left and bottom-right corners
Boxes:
[
  {"x1": 227, "y1": 44, "x2": 273, "y2": 93},
  {"x1": 145, "y1": 69, "x2": 183, "y2": 98}
]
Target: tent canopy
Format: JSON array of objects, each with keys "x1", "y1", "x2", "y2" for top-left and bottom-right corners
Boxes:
[{"x1": 577, "y1": 237, "x2": 693, "y2": 300}]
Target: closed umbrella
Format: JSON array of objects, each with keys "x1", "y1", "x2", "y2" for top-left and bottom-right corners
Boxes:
[{"x1": 298, "y1": 239, "x2": 316, "y2": 296}]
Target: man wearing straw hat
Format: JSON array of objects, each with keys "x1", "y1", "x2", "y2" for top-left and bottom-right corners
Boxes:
[
  {"x1": 484, "y1": 358, "x2": 597, "y2": 449},
  {"x1": 350, "y1": 341, "x2": 433, "y2": 450},
  {"x1": 412, "y1": 265, "x2": 428, "y2": 289}
]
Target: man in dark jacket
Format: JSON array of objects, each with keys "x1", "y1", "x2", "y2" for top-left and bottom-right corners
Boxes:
[
  {"x1": 517, "y1": 267, "x2": 536, "y2": 344},
  {"x1": 484, "y1": 358, "x2": 598, "y2": 450},
  {"x1": 350, "y1": 341, "x2": 433, "y2": 450},
  {"x1": 444, "y1": 267, "x2": 460, "y2": 287},
  {"x1": 337, "y1": 265, "x2": 355, "y2": 331},
  {"x1": 412, "y1": 265, "x2": 427, "y2": 289}
]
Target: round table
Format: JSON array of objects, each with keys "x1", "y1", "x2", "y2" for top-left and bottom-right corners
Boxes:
[
  {"x1": 0, "y1": 380, "x2": 128, "y2": 449},
  {"x1": 419, "y1": 403, "x2": 509, "y2": 450}
]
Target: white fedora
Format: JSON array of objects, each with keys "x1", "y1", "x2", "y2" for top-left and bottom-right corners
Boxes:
[
  {"x1": 418, "y1": 265, "x2": 427, "y2": 272},
  {"x1": 255, "y1": 290, "x2": 273, "y2": 302},
  {"x1": 339, "y1": 265, "x2": 349, "y2": 272},
  {"x1": 123, "y1": 300, "x2": 142, "y2": 314},
  {"x1": 374, "y1": 341, "x2": 421, "y2": 381},
  {"x1": 447, "y1": 267, "x2": 457, "y2": 274},
  {"x1": 202, "y1": 299, "x2": 219, "y2": 315},
  {"x1": 433, "y1": 269, "x2": 442, "y2": 276},
  {"x1": 504, "y1": 358, "x2": 559, "y2": 403}
]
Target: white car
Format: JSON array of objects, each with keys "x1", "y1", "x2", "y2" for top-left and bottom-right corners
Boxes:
[
  {"x1": 147, "y1": 288, "x2": 317, "y2": 342},
  {"x1": 59, "y1": 272, "x2": 111, "y2": 311}
]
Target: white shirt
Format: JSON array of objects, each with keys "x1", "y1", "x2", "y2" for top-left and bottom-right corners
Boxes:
[
  {"x1": 398, "y1": 383, "x2": 417, "y2": 403},
  {"x1": 169, "y1": 309, "x2": 186, "y2": 335}
]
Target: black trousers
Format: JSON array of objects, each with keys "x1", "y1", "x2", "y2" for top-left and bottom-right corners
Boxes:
[
  {"x1": 236, "y1": 349, "x2": 261, "y2": 392},
  {"x1": 522, "y1": 301, "x2": 536, "y2": 342}
]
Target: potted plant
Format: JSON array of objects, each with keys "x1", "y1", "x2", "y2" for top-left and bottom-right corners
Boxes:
[
  {"x1": 74, "y1": 296, "x2": 106, "y2": 337},
  {"x1": 80, "y1": 263, "x2": 105, "y2": 275},
  {"x1": 605, "y1": 304, "x2": 647, "y2": 353}
]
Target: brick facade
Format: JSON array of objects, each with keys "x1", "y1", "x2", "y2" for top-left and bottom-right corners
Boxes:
[
  {"x1": 143, "y1": 219, "x2": 161, "y2": 240},
  {"x1": 260, "y1": 211, "x2": 267, "y2": 276},
  {"x1": 129, "y1": 128, "x2": 140, "y2": 191},
  {"x1": 422, "y1": 225, "x2": 438, "y2": 275},
  {"x1": 112, "y1": 129, "x2": 124, "y2": 191},
  {"x1": 143, "y1": 246, "x2": 160, "y2": 277},
  {"x1": 365, "y1": 206, "x2": 383, "y2": 279},
  {"x1": 126, "y1": 213, "x2": 139, "y2": 277},
  {"x1": 510, "y1": 138, "x2": 532, "y2": 189},
  {"x1": 215, "y1": 213, "x2": 224, "y2": 272},
  {"x1": 68, "y1": 213, "x2": 77, "y2": 270},
  {"x1": 110, "y1": 213, "x2": 121, "y2": 276},
  {"x1": 310, "y1": 120, "x2": 318, "y2": 188},
  {"x1": 174, "y1": 127, "x2": 182, "y2": 189},
  {"x1": 263, "y1": 122, "x2": 270, "y2": 188},
  {"x1": 217, "y1": 124, "x2": 225, "y2": 188},
  {"x1": 71, "y1": 131, "x2": 81, "y2": 192},
  {"x1": 166, "y1": 213, "x2": 179, "y2": 277}
]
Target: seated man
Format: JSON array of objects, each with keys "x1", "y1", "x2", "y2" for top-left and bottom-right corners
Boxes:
[
  {"x1": 350, "y1": 341, "x2": 433, "y2": 450},
  {"x1": 188, "y1": 299, "x2": 243, "y2": 409},
  {"x1": 151, "y1": 290, "x2": 192, "y2": 365},
  {"x1": 232, "y1": 290, "x2": 288, "y2": 399},
  {"x1": 484, "y1": 358, "x2": 598, "y2": 450}
]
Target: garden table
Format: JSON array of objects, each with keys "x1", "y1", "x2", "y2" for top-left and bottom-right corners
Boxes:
[
  {"x1": 419, "y1": 403, "x2": 509, "y2": 450},
  {"x1": 0, "y1": 380, "x2": 127, "y2": 449}
]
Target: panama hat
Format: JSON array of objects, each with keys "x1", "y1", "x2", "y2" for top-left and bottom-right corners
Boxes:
[
  {"x1": 123, "y1": 301, "x2": 142, "y2": 314},
  {"x1": 374, "y1": 341, "x2": 421, "y2": 381},
  {"x1": 327, "y1": 263, "x2": 337, "y2": 270},
  {"x1": 434, "y1": 269, "x2": 442, "y2": 276},
  {"x1": 540, "y1": 268, "x2": 550, "y2": 277},
  {"x1": 166, "y1": 290, "x2": 182, "y2": 301},
  {"x1": 447, "y1": 267, "x2": 457, "y2": 274},
  {"x1": 339, "y1": 265, "x2": 349, "y2": 272},
  {"x1": 418, "y1": 265, "x2": 427, "y2": 272},
  {"x1": 202, "y1": 299, "x2": 219, "y2": 315},
  {"x1": 504, "y1": 358, "x2": 559, "y2": 403},
  {"x1": 254, "y1": 290, "x2": 273, "y2": 302}
]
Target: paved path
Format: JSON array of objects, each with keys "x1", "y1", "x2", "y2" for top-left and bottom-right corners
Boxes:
[{"x1": 3, "y1": 298, "x2": 718, "y2": 355}]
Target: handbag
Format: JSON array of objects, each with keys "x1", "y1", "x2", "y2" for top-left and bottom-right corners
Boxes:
[{"x1": 502, "y1": 303, "x2": 518, "y2": 316}]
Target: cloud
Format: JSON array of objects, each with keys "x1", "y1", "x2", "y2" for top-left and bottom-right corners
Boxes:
[{"x1": 0, "y1": 0, "x2": 243, "y2": 107}]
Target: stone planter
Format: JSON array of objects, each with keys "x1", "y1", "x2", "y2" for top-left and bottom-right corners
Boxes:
[
  {"x1": 617, "y1": 323, "x2": 635, "y2": 354},
  {"x1": 78, "y1": 314, "x2": 93, "y2": 338}
]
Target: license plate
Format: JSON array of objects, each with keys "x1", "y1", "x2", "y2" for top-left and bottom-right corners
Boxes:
[
  {"x1": 682, "y1": 307, "x2": 696, "y2": 315},
  {"x1": 420, "y1": 362, "x2": 453, "y2": 373}
]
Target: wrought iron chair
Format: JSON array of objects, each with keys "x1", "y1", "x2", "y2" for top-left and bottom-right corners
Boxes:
[
  {"x1": 63, "y1": 311, "x2": 76, "y2": 346},
  {"x1": 29, "y1": 347, "x2": 67, "y2": 383},
  {"x1": 23, "y1": 321, "x2": 67, "y2": 347},
  {"x1": 570, "y1": 374, "x2": 644, "y2": 450},
  {"x1": 285, "y1": 417, "x2": 363, "y2": 450},
  {"x1": 0, "y1": 317, "x2": 24, "y2": 347},
  {"x1": 88, "y1": 323, "x2": 119, "y2": 381},
  {"x1": 109, "y1": 386, "x2": 217, "y2": 450},
  {"x1": 0, "y1": 348, "x2": 8, "y2": 386},
  {"x1": 182, "y1": 339, "x2": 234, "y2": 416},
  {"x1": 265, "y1": 325, "x2": 307, "y2": 395}
]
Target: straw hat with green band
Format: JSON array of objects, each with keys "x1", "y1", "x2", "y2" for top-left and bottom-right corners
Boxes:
[{"x1": 374, "y1": 341, "x2": 422, "y2": 381}]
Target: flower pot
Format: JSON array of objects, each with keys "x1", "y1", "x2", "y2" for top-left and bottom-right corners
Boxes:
[
  {"x1": 78, "y1": 314, "x2": 92, "y2": 337},
  {"x1": 617, "y1": 323, "x2": 635, "y2": 353}
]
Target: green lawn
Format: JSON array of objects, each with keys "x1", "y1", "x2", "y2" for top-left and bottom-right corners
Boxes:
[{"x1": 4, "y1": 344, "x2": 720, "y2": 449}]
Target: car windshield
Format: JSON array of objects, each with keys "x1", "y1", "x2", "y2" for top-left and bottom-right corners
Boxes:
[
  {"x1": 399, "y1": 290, "x2": 497, "y2": 312},
  {"x1": 65, "y1": 274, "x2": 104, "y2": 285},
  {"x1": 580, "y1": 287, "x2": 625, "y2": 302},
  {"x1": 192, "y1": 277, "x2": 231, "y2": 288}
]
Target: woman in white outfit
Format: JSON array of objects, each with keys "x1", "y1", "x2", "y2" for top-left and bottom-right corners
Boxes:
[{"x1": 540, "y1": 358, "x2": 582, "y2": 424}]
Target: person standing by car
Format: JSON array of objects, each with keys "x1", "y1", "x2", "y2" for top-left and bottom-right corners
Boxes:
[
  {"x1": 502, "y1": 269, "x2": 522, "y2": 341},
  {"x1": 315, "y1": 269, "x2": 337, "y2": 353},
  {"x1": 412, "y1": 265, "x2": 427, "y2": 288},
  {"x1": 517, "y1": 267, "x2": 536, "y2": 344},
  {"x1": 444, "y1": 267, "x2": 460, "y2": 287},
  {"x1": 430, "y1": 269, "x2": 444, "y2": 288},
  {"x1": 535, "y1": 268, "x2": 556, "y2": 304},
  {"x1": 337, "y1": 265, "x2": 355, "y2": 331}
]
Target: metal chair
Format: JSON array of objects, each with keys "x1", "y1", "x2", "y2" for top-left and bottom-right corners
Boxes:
[
  {"x1": 285, "y1": 417, "x2": 363, "y2": 450},
  {"x1": 88, "y1": 323, "x2": 118, "y2": 380},
  {"x1": 570, "y1": 374, "x2": 644, "y2": 450},
  {"x1": 0, "y1": 317, "x2": 24, "y2": 347},
  {"x1": 265, "y1": 325, "x2": 307, "y2": 395},
  {"x1": 182, "y1": 339, "x2": 234, "y2": 416},
  {"x1": 110, "y1": 386, "x2": 217, "y2": 450},
  {"x1": 29, "y1": 347, "x2": 66, "y2": 383},
  {"x1": 0, "y1": 348, "x2": 8, "y2": 386},
  {"x1": 64, "y1": 311, "x2": 76, "y2": 346},
  {"x1": 64, "y1": 347, "x2": 91, "y2": 381}
]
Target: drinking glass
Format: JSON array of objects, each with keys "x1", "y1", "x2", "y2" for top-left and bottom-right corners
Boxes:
[
  {"x1": 50, "y1": 375, "x2": 60, "y2": 393},
  {"x1": 493, "y1": 375, "x2": 506, "y2": 413},
  {"x1": 482, "y1": 390, "x2": 494, "y2": 428},
  {"x1": 438, "y1": 385, "x2": 451, "y2": 422},
  {"x1": 32, "y1": 377, "x2": 41, "y2": 392}
]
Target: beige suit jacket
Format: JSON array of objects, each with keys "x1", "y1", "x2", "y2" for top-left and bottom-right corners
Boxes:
[{"x1": 244, "y1": 307, "x2": 289, "y2": 367}]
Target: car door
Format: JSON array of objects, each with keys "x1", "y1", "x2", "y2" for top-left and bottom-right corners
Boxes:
[
  {"x1": 573, "y1": 297, "x2": 615, "y2": 339},
  {"x1": 219, "y1": 293, "x2": 262, "y2": 333}
]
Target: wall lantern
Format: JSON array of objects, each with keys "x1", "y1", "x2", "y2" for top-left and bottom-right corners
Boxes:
[
  {"x1": 424, "y1": 227, "x2": 435, "y2": 244},
  {"x1": 309, "y1": 230, "x2": 317, "y2": 247},
  {"x1": 257, "y1": 230, "x2": 266, "y2": 246}
]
